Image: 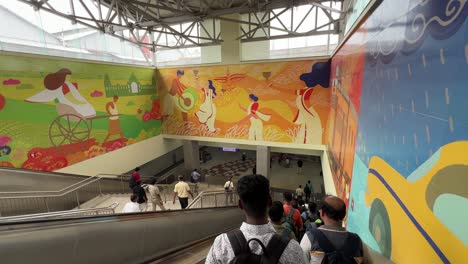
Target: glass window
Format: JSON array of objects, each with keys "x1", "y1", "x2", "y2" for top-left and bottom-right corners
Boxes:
[
  {"x1": 0, "y1": 0, "x2": 150, "y2": 66},
  {"x1": 241, "y1": 2, "x2": 342, "y2": 61}
]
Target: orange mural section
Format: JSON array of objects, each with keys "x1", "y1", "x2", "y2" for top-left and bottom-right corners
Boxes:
[
  {"x1": 327, "y1": 36, "x2": 366, "y2": 206},
  {"x1": 158, "y1": 60, "x2": 331, "y2": 144}
]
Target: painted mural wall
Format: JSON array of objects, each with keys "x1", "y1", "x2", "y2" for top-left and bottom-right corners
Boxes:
[
  {"x1": 0, "y1": 54, "x2": 160, "y2": 171},
  {"x1": 328, "y1": 0, "x2": 468, "y2": 263},
  {"x1": 158, "y1": 60, "x2": 331, "y2": 144}
]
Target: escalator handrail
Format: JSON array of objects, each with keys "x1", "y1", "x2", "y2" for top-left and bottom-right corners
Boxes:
[
  {"x1": 0, "y1": 162, "x2": 187, "y2": 197},
  {"x1": 0, "y1": 202, "x2": 119, "y2": 223},
  {"x1": 0, "y1": 205, "x2": 239, "y2": 228}
]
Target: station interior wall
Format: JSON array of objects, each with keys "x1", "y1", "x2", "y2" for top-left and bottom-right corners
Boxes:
[
  {"x1": 0, "y1": 1, "x2": 466, "y2": 262},
  {"x1": 327, "y1": 1, "x2": 467, "y2": 263}
]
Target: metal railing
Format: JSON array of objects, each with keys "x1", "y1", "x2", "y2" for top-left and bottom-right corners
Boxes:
[
  {"x1": 0, "y1": 202, "x2": 119, "y2": 223},
  {"x1": 0, "y1": 176, "x2": 103, "y2": 217},
  {"x1": 0, "y1": 173, "x2": 197, "y2": 217},
  {"x1": 188, "y1": 190, "x2": 239, "y2": 209}
]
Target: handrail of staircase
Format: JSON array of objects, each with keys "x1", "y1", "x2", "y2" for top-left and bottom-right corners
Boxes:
[
  {"x1": 0, "y1": 202, "x2": 119, "y2": 222},
  {"x1": 0, "y1": 175, "x2": 100, "y2": 197},
  {"x1": 187, "y1": 190, "x2": 238, "y2": 209}
]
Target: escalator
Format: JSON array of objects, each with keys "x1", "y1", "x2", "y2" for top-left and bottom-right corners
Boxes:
[{"x1": 0, "y1": 206, "x2": 243, "y2": 264}]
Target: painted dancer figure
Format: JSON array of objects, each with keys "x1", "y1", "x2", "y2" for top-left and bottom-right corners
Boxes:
[
  {"x1": 292, "y1": 61, "x2": 331, "y2": 144},
  {"x1": 26, "y1": 68, "x2": 96, "y2": 118},
  {"x1": 162, "y1": 70, "x2": 189, "y2": 120},
  {"x1": 292, "y1": 85, "x2": 322, "y2": 145},
  {"x1": 195, "y1": 78, "x2": 217, "y2": 133},
  {"x1": 238, "y1": 94, "x2": 271, "y2": 141}
]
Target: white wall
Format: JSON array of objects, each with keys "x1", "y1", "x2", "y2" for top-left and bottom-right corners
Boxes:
[
  {"x1": 321, "y1": 150, "x2": 337, "y2": 195},
  {"x1": 56, "y1": 136, "x2": 183, "y2": 176}
]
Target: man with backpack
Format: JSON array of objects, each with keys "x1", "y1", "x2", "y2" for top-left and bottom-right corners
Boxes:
[
  {"x1": 283, "y1": 192, "x2": 303, "y2": 236},
  {"x1": 129, "y1": 167, "x2": 141, "y2": 191},
  {"x1": 304, "y1": 180, "x2": 313, "y2": 202},
  {"x1": 269, "y1": 201, "x2": 297, "y2": 241},
  {"x1": 206, "y1": 175, "x2": 306, "y2": 264},
  {"x1": 132, "y1": 181, "x2": 147, "y2": 212},
  {"x1": 300, "y1": 196, "x2": 364, "y2": 264},
  {"x1": 297, "y1": 159, "x2": 303, "y2": 174},
  {"x1": 224, "y1": 176, "x2": 234, "y2": 205},
  {"x1": 302, "y1": 202, "x2": 323, "y2": 232}
]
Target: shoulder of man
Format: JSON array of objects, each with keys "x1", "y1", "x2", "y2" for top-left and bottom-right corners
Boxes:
[
  {"x1": 279, "y1": 239, "x2": 307, "y2": 264},
  {"x1": 307, "y1": 228, "x2": 363, "y2": 255},
  {"x1": 206, "y1": 233, "x2": 235, "y2": 263}
]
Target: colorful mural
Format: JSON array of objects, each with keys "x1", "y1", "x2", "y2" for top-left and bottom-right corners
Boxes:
[
  {"x1": 329, "y1": 0, "x2": 468, "y2": 263},
  {"x1": 0, "y1": 54, "x2": 160, "y2": 171},
  {"x1": 158, "y1": 60, "x2": 331, "y2": 144}
]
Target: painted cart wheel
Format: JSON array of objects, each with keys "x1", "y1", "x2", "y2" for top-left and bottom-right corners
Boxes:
[{"x1": 49, "y1": 114, "x2": 90, "y2": 147}]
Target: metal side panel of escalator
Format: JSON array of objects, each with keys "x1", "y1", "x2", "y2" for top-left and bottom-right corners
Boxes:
[{"x1": 0, "y1": 207, "x2": 243, "y2": 264}]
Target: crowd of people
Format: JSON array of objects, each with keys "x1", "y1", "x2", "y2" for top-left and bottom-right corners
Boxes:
[
  {"x1": 123, "y1": 167, "x2": 364, "y2": 264},
  {"x1": 122, "y1": 167, "x2": 194, "y2": 213},
  {"x1": 207, "y1": 174, "x2": 365, "y2": 264}
]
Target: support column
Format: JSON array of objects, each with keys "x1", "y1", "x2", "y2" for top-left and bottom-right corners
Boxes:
[
  {"x1": 219, "y1": 14, "x2": 240, "y2": 64},
  {"x1": 183, "y1": 140, "x2": 200, "y2": 172},
  {"x1": 256, "y1": 146, "x2": 270, "y2": 178}
]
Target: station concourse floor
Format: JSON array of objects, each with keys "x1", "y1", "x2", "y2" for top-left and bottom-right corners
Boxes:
[{"x1": 199, "y1": 148, "x2": 324, "y2": 193}]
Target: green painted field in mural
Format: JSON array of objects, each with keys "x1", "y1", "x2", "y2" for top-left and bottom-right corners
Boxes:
[{"x1": 0, "y1": 54, "x2": 160, "y2": 171}]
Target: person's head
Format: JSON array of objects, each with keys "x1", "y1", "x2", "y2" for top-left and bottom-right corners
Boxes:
[
  {"x1": 299, "y1": 185, "x2": 302, "y2": 188},
  {"x1": 135, "y1": 167, "x2": 140, "y2": 172},
  {"x1": 237, "y1": 175, "x2": 271, "y2": 222},
  {"x1": 298, "y1": 199, "x2": 305, "y2": 207},
  {"x1": 249, "y1": 94, "x2": 258, "y2": 102},
  {"x1": 193, "y1": 169, "x2": 197, "y2": 172},
  {"x1": 207, "y1": 80, "x2": 217, "y2": 96},
  {"x1": 178, "y1": 175, "x2": 184, "y2": 181},
  {"x1": 308, "y1": 180, "x2": 311, "y2": 184},
  {"x1": 130, "y1": 194, "x2": 138, "y2": 202},
  {"x1": 268, "y1": 201, "x2": 284, "y2": 224},
  {"x1": 113, "y1": 95, "x2": 119, "y2": 102},
  {"x1": 283, "y1": 192, "x2": 293, "y2": 204},
  {"x1": 44, "y1": 68, "x2": 72, "y2": 90},
  {"x1": 291, "y1": 200, "x2": 299, "y2": 209},
  {"x1": 308, "y1": 202, "x2": 318, "y2": 214},
  {"x1": 319, "y1": 195, "x2": 347, "y2": 226},
  {"x1": 149, "y1": 178, "x2": 157, "y2": 185},
  {"x1": 228, "y1": 176, "x2": 233, "y2": 181},
  {"x1": 176, "y1": 70, "x2": 184, "y2": 78}
]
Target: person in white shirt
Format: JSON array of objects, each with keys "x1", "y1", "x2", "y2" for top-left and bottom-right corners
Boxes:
[
  {"x1": 143, "y1": 179, "x2": 166, "y2": 211},
  {"x1": 224, "y1": 176, "x2": 234, "y2": 205},
  {"x1": 191, "y1": 169, "x2": 201, "y2": 194},
  {"x1": 296, "y1": 185, "x2": 305, "y2": 201},
  {"x1": 191, "y1": 169, "x2": 201, "y2": 183},
  {"x1": 122, "y1": 194, "x2": 140, "y2": 213},
  {"x1": 206, "y1": 175, "x2": 307, "y2": 264}
]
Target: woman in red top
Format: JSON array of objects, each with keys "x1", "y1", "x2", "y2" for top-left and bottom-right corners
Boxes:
[{"x1": 238, "y1": 94, "x2": 271, "y2": 141}]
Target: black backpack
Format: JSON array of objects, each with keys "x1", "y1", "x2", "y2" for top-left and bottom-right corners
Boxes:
[
  {"x1": 227, "y1": 229, "x2": 289, "y2": 264},
  {"x1": 308, "y1": 229, "x2": 360, "y2": 264},
  {"x1": 129, "y1": 175, "x2": 136, "y2": 189}
]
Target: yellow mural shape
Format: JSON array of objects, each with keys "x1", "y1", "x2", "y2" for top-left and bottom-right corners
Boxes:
[{"x1": 158, "y1": 60, "x2": 331, "y2": 144}]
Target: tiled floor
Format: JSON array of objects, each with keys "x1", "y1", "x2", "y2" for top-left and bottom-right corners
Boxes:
[{"x1": 200, "y1": 148, "x2": 324, "y2": 192}]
